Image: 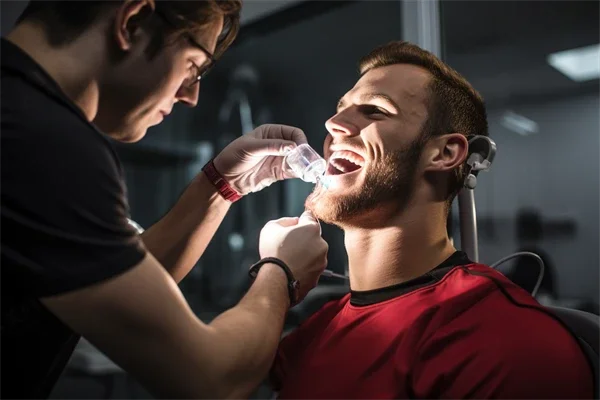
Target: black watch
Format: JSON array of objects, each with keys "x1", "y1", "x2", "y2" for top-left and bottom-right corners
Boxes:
[{"x1": 249, "y1": 257, "x2": 300, "y2": 306}]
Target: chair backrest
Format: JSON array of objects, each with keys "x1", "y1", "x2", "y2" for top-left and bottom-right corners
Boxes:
[{"x1": 547, "y1": 306, "x2": 599, "y2": 398}]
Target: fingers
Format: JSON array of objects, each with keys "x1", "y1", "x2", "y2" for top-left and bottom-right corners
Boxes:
[
  {"x1": 299, "y1": 210, "x2": 317, "y2": 223},
  {"x1": 286, "y1": 126, "x2": 308, "y2": 145},
  {"x1": 266, "y1": 212, "x2": 320, "y2": 230},
  {"x1": 271, "y1": 216, "x2": 299, "y2": 228},
  {"x1": 298, "y1": 210, "x2": 322, "y2": 234},
  {"x1": 256, "y1": 124, "x2": 308, "y2": 145},
  {"x1": 247, "y1": 139, "x2": 298, "y2": 157}
]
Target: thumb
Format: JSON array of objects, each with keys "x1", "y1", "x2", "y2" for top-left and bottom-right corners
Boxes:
[
  {"x1": 273, "y1": 216, "x2": 300, "y2": 227},
  {"x1": 246, "y1": 139, "x2": 298, "y2": 157},
  {"x1": 298, "y1": 210, "x2": 322, "y2": 234}
]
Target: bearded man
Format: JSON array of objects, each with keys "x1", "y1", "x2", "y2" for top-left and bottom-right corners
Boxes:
[{"x1": 268, "y1": 41, "x2": 594, "y2": 399}]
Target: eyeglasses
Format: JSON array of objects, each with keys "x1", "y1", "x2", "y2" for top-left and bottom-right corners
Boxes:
[
  {"x1": 184, "y1": 37, "x2": 216, "y2": 87},
  {"x1": 154, "y1": 9, "x2": 216, "y2": 87}
]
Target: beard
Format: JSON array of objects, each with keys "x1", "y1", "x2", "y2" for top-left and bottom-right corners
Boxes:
[{"x1": 305, "y1": 137, "x2": 425, "y2": 227}]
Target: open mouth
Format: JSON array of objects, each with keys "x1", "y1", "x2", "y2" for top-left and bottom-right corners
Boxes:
[{"x1": 326, "y1": 150, "x2": 365, "y2": 176}]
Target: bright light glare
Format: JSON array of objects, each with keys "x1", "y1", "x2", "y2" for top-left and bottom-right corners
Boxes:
[
  {"x1": 547, "y1": 44, "x2": 600, "y2": 82},
  {"x1": 501, "y1": 111, "x2": 539, "y2": 136}
]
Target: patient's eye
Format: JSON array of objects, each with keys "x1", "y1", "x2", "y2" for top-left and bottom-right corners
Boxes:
[{"x1": 360, "y1": 105, "x2": 388, "y2": 117}]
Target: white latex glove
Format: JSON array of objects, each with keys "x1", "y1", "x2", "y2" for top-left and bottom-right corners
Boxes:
[
  {"x1": 213, "y1": 124, "x2": 307, "y2": 195},
  {"x1": 259, "y1": 210, "x2": 328, "y2": 303}
]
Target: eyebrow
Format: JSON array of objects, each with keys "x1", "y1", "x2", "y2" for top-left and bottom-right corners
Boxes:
[{"x1": 336, "y1": 92, "x2": 400, "y2": 114}]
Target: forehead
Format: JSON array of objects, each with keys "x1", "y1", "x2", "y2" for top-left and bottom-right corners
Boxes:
[
  {"x1": 350, "y1": 64, "x2": 432, "y2": 108},
  {"x1": 191, "y1": 15, "x2": 224, "y2": 53}
]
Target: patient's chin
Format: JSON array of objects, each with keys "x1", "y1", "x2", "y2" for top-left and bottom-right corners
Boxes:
[
  {"x1": 305, "y1": 189, "x2": 365, "y2": 226},
  {"x1": 304, "y1": 190, "x2": 340, "y2": 224}
]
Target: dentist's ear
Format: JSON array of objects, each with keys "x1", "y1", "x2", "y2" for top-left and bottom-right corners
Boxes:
[
  {"x1": 113, "y1": 0, "x2": 154, "y2": 51},
  {"x1": 423, "y1": 133, "x2": 469, "y2": 172}
]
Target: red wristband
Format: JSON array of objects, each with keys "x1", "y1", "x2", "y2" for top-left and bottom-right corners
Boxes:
[{"x1": 202, "y1": 159, "x2": 243, "y2": 202}]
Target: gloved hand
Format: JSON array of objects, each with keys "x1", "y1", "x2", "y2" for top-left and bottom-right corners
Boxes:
[
  {"x1": 213, "y1": 124, "x2": 307, "y2": 195},
  {"x1": 259, "y1": 210, "x2": 328, "y2": 303}
]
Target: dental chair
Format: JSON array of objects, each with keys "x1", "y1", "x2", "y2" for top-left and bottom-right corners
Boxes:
[{"x1": 461, "y1": 136, "x2": 599, "y2": 399}]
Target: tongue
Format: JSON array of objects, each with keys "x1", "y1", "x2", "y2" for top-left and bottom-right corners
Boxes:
[{"x1": 330, "y1": 158, "x2": 361, "y2": 174}]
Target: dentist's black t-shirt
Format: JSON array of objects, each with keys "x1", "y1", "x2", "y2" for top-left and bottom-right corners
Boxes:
[{"x1": 1, "y1": 38, "x2": 147, "y2": 398}]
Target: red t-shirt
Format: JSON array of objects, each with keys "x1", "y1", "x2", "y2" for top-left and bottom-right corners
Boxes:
[{"x1": 271, "y1": 252, "x2": 593, "y2": 399}]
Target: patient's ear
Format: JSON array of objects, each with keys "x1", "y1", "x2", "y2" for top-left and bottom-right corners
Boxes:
[{"x1": 422, "y1": 133, "x2": 468, "y2": 172}]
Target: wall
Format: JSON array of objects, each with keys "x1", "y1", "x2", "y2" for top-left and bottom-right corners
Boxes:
[
  {"x1": 473, "y1": 94, "x2": 600, "y2": 302},
  {"x1": 0, "y1": 1, "x2": 27, "y2": 35}
]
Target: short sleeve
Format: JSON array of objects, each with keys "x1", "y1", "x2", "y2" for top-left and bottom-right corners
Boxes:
[
  {"x1": 1, "y1": 102, "x2": 147, "y2": 298},
  {"x1": 410, "y1": 293, "x2": 594, "y2": 399}
]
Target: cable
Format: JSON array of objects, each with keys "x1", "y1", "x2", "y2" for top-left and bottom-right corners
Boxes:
[
  {"x1": 321, "y1": 269, "x2": 350, "y2": 280},
  {"x1": 489, "y1": 252, "x2": 545, "y2": 297}
]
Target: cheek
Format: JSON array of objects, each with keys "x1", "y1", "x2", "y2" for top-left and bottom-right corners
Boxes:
[
  {"x1": 375, "y1": 122, "x2": 421, "y2": 153},
  {"x1": 362, "y1": 124, "x2": 398, "y2": 160},
  {"x1": 147, "y1": 49, "x2": 187, "y2": 97},
  {"x1": 322, "y1": 135, "x2": 333, "y2": 157}
]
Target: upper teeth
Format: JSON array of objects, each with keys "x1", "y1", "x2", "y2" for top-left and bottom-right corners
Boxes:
[{"x1": 329, "y1": 150, "x2": 365, "y2": 167}]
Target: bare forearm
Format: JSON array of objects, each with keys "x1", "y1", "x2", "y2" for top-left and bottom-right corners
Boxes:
[
  {"x1": 208, "y1": 264, "x2": 290, "y2": 398},
  {"x1": 141, "y1": 173, "x2": 231, "y2": 283}
]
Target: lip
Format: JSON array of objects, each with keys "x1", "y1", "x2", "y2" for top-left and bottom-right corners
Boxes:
[
  {"x1": 160, "y1": 110, "x2": 171, "y2": 117},
  {"x1": 327, "y1": 145, "x2": 366, "y2": 160}
]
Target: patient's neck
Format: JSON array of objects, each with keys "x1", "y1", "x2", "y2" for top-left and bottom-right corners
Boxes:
[{"x1": 343, "y1": 201, "x2": 456, "y2": 292}]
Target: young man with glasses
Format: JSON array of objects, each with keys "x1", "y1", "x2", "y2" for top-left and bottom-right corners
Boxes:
[{"x1": 1, "y1": 1, "x2": 329, "y2": 398}]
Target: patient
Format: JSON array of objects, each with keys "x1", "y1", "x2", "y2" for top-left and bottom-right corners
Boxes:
[{"x1": 269, "y1": 42, "x2": 593, "y2": 399}]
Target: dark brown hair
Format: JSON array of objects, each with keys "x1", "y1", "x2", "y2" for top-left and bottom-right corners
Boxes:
[
  {"x1": 359, "y1": 41, "x2": 489, "y2": 206},
  {"x1": 17, "y1": 0, "x2": 242, "y2": 58}
]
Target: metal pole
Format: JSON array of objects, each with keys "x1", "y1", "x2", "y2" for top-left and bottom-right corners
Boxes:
[
  {"x1": 402, "y1": 0, "x2": 441, "y2": 56},
  {"x1": 403, "y1": 0, "x2": 479, "y2": 261},
  {"x1": 458, "y1": 189, "x2": 479, "y2": 262}
]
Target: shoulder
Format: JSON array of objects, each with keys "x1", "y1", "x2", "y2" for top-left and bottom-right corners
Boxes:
[
  {"x1": 427, "y1": 263, "x2": 564, "y2": 336},
  {"x1": 415, "y1": 263, "x2": 590, "y2": 368},
  {"x1": 412, "y1": 265, "x2": 594, "y2": 398},
  {"x1": 2, "y1": 74, "x2": 125, "y2": 201},
  {"x1": 431, "y1": 264, "x2": 590, "y2": 368},
  {"x1": 2, "y1": 75, "x2": 120, "y2": 168},
  {"x1": 431, "y1": 263, "x2": 540, "y2": 314}
]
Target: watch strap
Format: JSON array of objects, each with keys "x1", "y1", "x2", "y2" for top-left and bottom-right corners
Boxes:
[
  {"x1": 202, "y1": 159, "x2": 242, "y2": 202},
  {"x1": 249, "y1": 257, "x2": 299, "y2": 306}
]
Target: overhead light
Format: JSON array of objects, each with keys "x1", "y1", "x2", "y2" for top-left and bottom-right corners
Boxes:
[
  {"x1": 547, "y1": 44, "x2": 600, "y2": 82},
  {"x1": 501, "y1": 111, "x2": 539, "y2": 136}
]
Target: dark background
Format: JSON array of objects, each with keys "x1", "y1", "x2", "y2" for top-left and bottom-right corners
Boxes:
[{"x1": 1, "y1": 0, "x2": 598, "y2": 398}]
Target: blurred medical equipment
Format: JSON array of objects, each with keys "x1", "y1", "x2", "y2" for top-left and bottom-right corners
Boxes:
[{"x1": 458, "y1": 135, "x2": 496, "y2": 262}]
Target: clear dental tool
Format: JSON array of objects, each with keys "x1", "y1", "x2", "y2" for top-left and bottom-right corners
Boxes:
[{"x1": 285, "y1": 144, "x2": 331, "y2": 189}]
